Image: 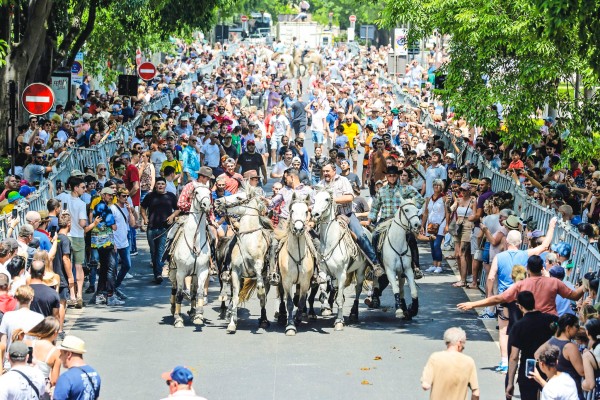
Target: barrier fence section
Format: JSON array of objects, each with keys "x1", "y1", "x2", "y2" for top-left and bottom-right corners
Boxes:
[
  {"x1": 378, "y1": 75, "x2": 600, "y2": 291},
  {"x1": 0, "y1": 51, "x2": 225, "y2": 240}
]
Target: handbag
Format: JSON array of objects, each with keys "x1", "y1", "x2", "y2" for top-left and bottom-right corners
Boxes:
[
  {"x1": 453, "y1": 198, "x2": 473, "y2": 238},
  {"x1": 426, "y1": 197, "x2": 445, "y2": 235}
]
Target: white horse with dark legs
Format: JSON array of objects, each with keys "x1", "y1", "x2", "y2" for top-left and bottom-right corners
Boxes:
[
  {"x1": 311, "y1": 189, "x2": 367, "y2": 331},
  {"x1": 378, "y1": 199, "x2": 422, "y2": 320},
  {"x1": 276, "y1": 195, "x2": 314, "y2": 336},
  {"x1": 214, "y1": 187, "x2": 272, "y2": 333},
  {"x1": 170, "y1": 185, "x2": 212, "y2": 328}
]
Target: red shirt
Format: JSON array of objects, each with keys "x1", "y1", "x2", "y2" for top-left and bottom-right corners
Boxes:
[
  {"x1": 508, "y1": 160, "x2": 524, "y2": 170},
  {"x1": 500, "y1": 276, "x2": 573, "y2": 315},
  {"x1": 218, "y1": 172, "x2": 243, "y2": 194},
  {"x1": 124, "y1": 164, "x2": 140, "y2": 206}
]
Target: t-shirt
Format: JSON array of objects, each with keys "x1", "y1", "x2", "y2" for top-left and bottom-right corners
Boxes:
[
  {"x1": 90, "y1": 200, "x2": 115, "y2": 249},
  {"x1": 0, "y1": 365, "x2": 46, "y2": 399},
  {"x1": 310, "y1": 109, "x2": 327, "y2": 132},
  {"x1": 271, "y1": 160, "x2": 291, "y2": 177},
  {"x1": 270, "y1": 115, "x2": 290, "y2": 138},
  {"x1": 475, "y1": 189, "x2": 494, "y2": 227},
  {"x1": 0, "y1": 308, "x2": 44, "y2": 368},
  {"x1": 30, "y1": 283, "x2": 60, "y2": 317},
  {"x1": 53, "y1": 233, "x2": 71, "y2": 289},
  {"x1": 123, "y1": 164, "x2": 140, "y2": 206},
  {"x1": 237, "y1": 152, "x2": 264, "y2": 176},
  {"x1": 291, "y1": 100, "x2": 307, "y2": 123},
  {"x1": 508, "y1": 311, "x2": 557, "y2": 382},
  {"x1": 24, "y1": 163, "x2": 46, "y2": 184},
  {"x1": 496, "y1": 249, "x2": 530, "y2": 293},
  {"x1": 342, "y1": 122, "x2": 359, "y2": 149},
  {"x1": 65, "y1": 195, "x2": 87, "y2": 238},
  {"x1": 110, "y1": 204, "x2": 130, "y2": 249},
  {"x1": 540, "y1": 372, "x2": 579, "y2": 400},
  {"x1": 421, "y1": 350, "x2": 479, "y2": 400},
  {"x1": 200, "y1": 143, "x2": 221, "y2": 168},
  {"x1": 501, "y1": 276, "x2": 574, "y2": 315},
  {"x1": 141, "y1": 191, "x2": 177, "y2": 230},
  {"x1": 53, "y1": 365, "x2": 102, "y2": 400},
  {"x1": 150, "y1": 151, "x2": 167, "y2": 177}
]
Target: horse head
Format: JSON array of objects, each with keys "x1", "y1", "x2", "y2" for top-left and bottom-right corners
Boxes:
[
  {"x1": 311, "y1": 189, "x2": 334, "y2": 222},
  {"x1": 191, "y1": 184, "x2": 212, "y2": 214},
  {"x1": 396, "y1": 199, "x2": 421, "y2": 233},
  {"x1": 289, "y1": 193, "x2": 310, "y2": 236},
  {"x1": 214, "y1": 191, "x2": 249, "y2": 215}
]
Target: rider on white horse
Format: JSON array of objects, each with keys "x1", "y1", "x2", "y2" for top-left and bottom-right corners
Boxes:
[
  {"x1": 267, "y1": 167, "x2": 314, "y2": 285},
  {"x1": 367, "y1": 166, "x2": 426, "y2": 306},
  {"x1": 163, "y1": 166, "x2": 215, "y2": 262},
  {"x1": 318, "y1": 162, "x2": 383, "y2": 277}
]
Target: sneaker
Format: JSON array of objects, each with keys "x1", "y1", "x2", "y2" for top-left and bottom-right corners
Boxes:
[
  {"x1": 130, "y1": 251, "x2": 138, "y2": 256},
  {"x1": 107, "y1": 296, "x2": 125, "y2": 306},
  {"x1": 433, "y1": 267, "x2": 443, "y2": 273},
  {"x1": 125, "y1": 273, "x2": 133, "y2": 279},
  {"x1": 75, "y1": 297, "x2": 83, "y2": 309},
  {"x1": 115, "y1": 288, "x2": 128, "y2": 300},
  {"x1": 425, "y1": 266, "x2": 437, "y2": 273},
  {"x1": 95, "y1": 294, "x2": 107, "y2": 305},
  {"x1": 478, "y1": 311, "x2": 496, "y2": 320},
  {"x1": 466, "y1": 275, "x2": 473, "y2": 283},
  {"x1": 85, "y1": 286, "x2": 95, "y2": 294},
  {"x1": 66, "y1": 299, "x2": 77, "y2": 307}
]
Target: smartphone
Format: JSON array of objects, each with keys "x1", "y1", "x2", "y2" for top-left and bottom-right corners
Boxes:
[
  {"x1": 27, "y1": 346, "x2": 33, "y2": 364},
  {"x1": 11, "y1": 209, "x2": 17, "y2": 219},
  {"x1": 49, "y1": 226, "x2": 57, "y2": 236},
  {"x1": 63, "y1": 202, "x2": 67, "y2": 211},
  {"x1": 525, "y1": 358, "x2": 536, "y2": 376}
]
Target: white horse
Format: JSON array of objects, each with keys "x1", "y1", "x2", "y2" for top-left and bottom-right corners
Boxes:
[
  {"x1": 255, "y1": 46, "x2": 274, "y2": 65},
  {"x1": 276, "y1": 195, "x2": 314, "y2": 336},
  {"x1": 170, "y1": 184, "x2": 212, "y2": 328},
  {"x1": 378, "y1": 199, "x2": 422, "y2": 320},
  {"x1": 310, "y1": 189, "x2": 368, "y2": 331},
  {"x1": 214, "y1": 187, "x2": 272, "y2": 333},
  {"x1": 273, "y1": 52, "x2": 295, "y2": 78}
]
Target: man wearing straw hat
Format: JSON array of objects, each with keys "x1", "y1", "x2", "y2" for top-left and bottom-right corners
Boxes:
[{"x1": 54, "y1": 335, "x2": 101, "y2": 400}]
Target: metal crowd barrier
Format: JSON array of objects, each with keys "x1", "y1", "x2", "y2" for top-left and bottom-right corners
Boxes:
[{"x1": 378, "y1": 75, "x2": 600, "y2": 290}]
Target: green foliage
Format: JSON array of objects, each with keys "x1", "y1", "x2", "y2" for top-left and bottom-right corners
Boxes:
[
  {"x1": 380, "y1": 0, "x2": 600, "y2": 162},
  {"x1": 0, "y1": 39, "x2": 6, "y2": 66}
]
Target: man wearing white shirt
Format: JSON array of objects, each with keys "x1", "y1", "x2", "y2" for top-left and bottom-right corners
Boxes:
[{"x1": 111, "y1": 188, "x2": 136, "y2": 299}]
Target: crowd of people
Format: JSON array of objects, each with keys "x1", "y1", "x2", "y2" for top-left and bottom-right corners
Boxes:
[{"x1": 0, "y1": 32, "x2": 598, "y2": 399}]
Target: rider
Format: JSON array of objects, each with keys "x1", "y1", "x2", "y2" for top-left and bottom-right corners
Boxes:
[
  {"x1": 163, "y1": 166, "x2": 214, "y2": 263},
  {"x1": 267, "y1": 168, "x2": 314, "y2": 285},
  {"x1": 318, "y1": 161, "x2": 383, "y2": 277},
  {"x1": 366, "y1": 166, "x2": 425, "y2": 307}
]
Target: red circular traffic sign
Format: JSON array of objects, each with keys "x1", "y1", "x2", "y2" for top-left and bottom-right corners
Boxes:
[
  {"x1": 137, "y1": 62, "x2": 157, "y2": 81},
  {"x1": 241, "y1": 15, "x2": 248, "y2": 22},
  {"x1": 349, "y1": 15, "x2": 356, "y2": 22},
  {"x1": 22, "y1": 83, "x2": 54, "y2": 116}
]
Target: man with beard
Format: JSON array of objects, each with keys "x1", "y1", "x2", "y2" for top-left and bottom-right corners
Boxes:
[
  {"x1": 23, "y1": 151, "x2": 53, "y2": 183},
  {"x1": 236, "y1": 140, "x2": 267, "y2": 185}
]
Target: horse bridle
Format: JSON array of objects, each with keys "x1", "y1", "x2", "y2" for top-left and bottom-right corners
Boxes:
[{"x1": 394, "y1": 203, "x2": 420, "y2": 232}]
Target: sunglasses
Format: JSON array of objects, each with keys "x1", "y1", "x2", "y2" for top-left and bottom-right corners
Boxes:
[
  {"x1": 119, "y1": 194, "x2": 128, "y2": 197},
  {"x1": 99, "y1": 168, "x2": 106, "y2": 171}
]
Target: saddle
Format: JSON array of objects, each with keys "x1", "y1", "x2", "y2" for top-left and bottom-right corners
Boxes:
[
  {"x1": 374, "y1": 219, "x2": 393, "y2": 254},
  {"x1": 333, "y1": 215, "x2": 359, "y2": 260}
]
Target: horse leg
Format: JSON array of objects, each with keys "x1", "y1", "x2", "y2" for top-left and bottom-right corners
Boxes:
[
  {"x1": 405, "y1": 268, "x2": 419, "y2": 318},
  {"x1": 285, "y1": 289, "x2": 297, "y2": 336},
  {"x1": 295, "y1": 293, "x2": 307, "y2": 326},
  {"x1": 334, "y1": 275, "x2": 346, "y2": 331},
  {"x1": 170, "y1": 285, "x2": 177, "y2": 316},
  {"x1": 257, "y1": 267, "x2": 270, "y2": 329},
  {"x1": 193, "y1": 269, "x2": 209, "y2": 325},
  {"x1": 226, "y1": 272, "x2": 240, "y2": 333},
  {"x1": 307, "y1": 284, "x2": 318, "y2": 320},
  {"x1": 277, "y1": 284, "x2": 287, "y2": 325},
  {"x1": 349, "y1": 267, "x2": 366, "y2": 322},
  {"x1": 188, "y1": 274, "x2": 198, "y2": 319},
  {"x1": 321, "y1": 278, "x2": 334, "y2": 316},
  {"x1": 174, "y1": 287, "x2": 185, "y2": 328}
]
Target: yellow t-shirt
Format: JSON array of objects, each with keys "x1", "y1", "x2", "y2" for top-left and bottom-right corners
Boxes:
[
  {"x1": 161, "y1": 159, "x2": 182, "y2": 185},
  {"x1": 342, "y1": 123, "x2": 359, "y2": 149}
]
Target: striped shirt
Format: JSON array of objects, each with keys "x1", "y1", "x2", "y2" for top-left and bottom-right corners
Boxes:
[{"x1": 318, "y1": 175, "x2": 354, "y2": 215}]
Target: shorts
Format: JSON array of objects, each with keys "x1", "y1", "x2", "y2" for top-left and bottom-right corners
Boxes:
[
  {"x1": 58, "y1": 286, "x2": 70, "y2": 301},
  {"x1": 470, "y1": 227, "x2": 483, "y2": 261},
  {"x1": 482, "y1": 241, "x2": 491, "y2": 264},
  {"x1": 311, "y1": 130, "x2": 324, "y2": 144},
  {"x1": 70, "y1": 237, "x2": 86, "y2": 265},
  {"x1": 348, "y1": 148, "x2": 358, "y2": 162},
  {"x1": 271, "y1": 135, "x2": 282, "y2": 150},
  {"x1": 292, "y1": 120, "x2": 306, "y2": 136}
]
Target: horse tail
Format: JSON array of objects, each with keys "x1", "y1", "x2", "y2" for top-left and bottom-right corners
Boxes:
[
  {"x1": 344, "y1": 270, "x2": 357, "y2": 288},
  {"x1": 238, "y1": 278, "x2": 258, "y2": 303}
]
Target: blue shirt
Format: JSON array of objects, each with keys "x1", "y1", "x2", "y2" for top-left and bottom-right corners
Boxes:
[
  {"x1": 181, "y1": 146, "x2": 200, "y2": 180},
  {"x1": 53, "y1": 365, "x2": 101, "y2": 400},
  {"x1": 33, "y1": 231, "x2": 52, "y2": 251},
  {"x1": 496, "y1": 250, "x2": 530, "y2": 293}
]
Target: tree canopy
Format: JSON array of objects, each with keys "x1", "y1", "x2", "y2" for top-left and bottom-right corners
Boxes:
[{"x1": 380, "y1": 0, "x2": 600, "y2": 162}]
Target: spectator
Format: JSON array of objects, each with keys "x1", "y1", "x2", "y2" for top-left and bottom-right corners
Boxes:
[
  {"x1": 29, "y1": 260, "x2": 60, "y2": 318},
  {"x1": 421, "y1": 327, "x2": 479, "y2": 400},
  {"x1": 54, "y1": 212, "x2": 73, "y2": 336},
  {"x1": 0, "y1": 341, "x2": 45, "y2": 398},
  {"x1": 161, "y1": 366, "x2": 207, "y2": 400},
  {"x1": 531, "y1": 343, "x2": 580, "y2": 400},
  {"x1": 54, "y1": 335, "x2": 101, "y2": 400}
]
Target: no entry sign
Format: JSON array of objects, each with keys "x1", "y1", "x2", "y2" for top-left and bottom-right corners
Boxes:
[
  {"x1": 349, "y1": 15, "x2": 356, "y2": 23},
  {"x1": 137, "y1": 62, "x2": 157, "y2": 81},
  {"x1": 22, "y1": 83, "x2": 55, "y2": 116},
  {"x1": 241, "y1": 15, "x2": 248, "y2": 22}
]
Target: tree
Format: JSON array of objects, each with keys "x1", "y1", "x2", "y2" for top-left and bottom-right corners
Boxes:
[
  {"x1": 0, "y1": 0, "x2": 228, "y2": 156},
  {"x1": 380, "y1": 0, "x2": 600, "y2": 162}
]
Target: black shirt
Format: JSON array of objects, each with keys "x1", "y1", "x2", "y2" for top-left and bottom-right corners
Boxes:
[
  {"x1": 237, "y1": 152, "x2": 264, "y2": 176},
  {"x1": 223, "y1": 145, "x2": 239, "y2": 161},
  {"x1": 52, "y1": 233, "x2": 71, "y2": 289},
  {"x1": 141, "y1": 191, "x2": 178, "y2": 229},
  {"x1": 30, "y1": 283, "x2": 60, "y2": 317},
  {"x1": 508, "y1": 310, "x2": 557, "y2": 381},
  {"x1": 291, "y1": 100, "x2": 307, "y2": 123}
]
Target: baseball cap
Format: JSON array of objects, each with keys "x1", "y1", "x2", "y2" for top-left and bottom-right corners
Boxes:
[
  {"x1": 7, "y1": 191, "x2": 23, "y2": 203},
  {"x1": 162, "y1": 366, "x2": 194, "y2": 384},
  {"x1": 549, "y1": 265, "x2": 566, "y2": 280},
  {"x1": 551, "y1": 242, "x2": 572, "y2": 258},
  {"x1": 120, "y1": 152, "x2": 131, "y2": 159},
  {"x1": 446, "y1": 153, "x2": 456, "y2": 160},
  {"x1": 292, "y1": 156, "x2": 301, "y2": 164},
  {"x1": 9, "y1": 341, "x2": 29, "y2": 361},
  {"x1": 246, "y1": 140, "x2": 255, "y2": 145},
  {"x1": 100, "y1": 187, "x2": 116, "y2": 195}
]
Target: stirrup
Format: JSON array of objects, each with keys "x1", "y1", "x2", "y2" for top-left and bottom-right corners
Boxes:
[
  {"x1": 373, "y1": 264, "x2": 385, "y2": 278},
  {"x1": 269, "y1": 272, "x2": 280, "y2": 286},
  {"x1": 220, "y1": 271, "x2": 231, "y2": 283}
]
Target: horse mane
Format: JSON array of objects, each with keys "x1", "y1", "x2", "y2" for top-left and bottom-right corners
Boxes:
[{"x1": 259, "y1": 216, "x2": 274, "y2": 231}]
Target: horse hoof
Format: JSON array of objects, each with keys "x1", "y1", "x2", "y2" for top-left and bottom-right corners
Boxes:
[
  {"x1": 301, "y1": 312, "x2": 308, "y2": 322},
  {"x1": 226, "y1": 323, "x2": 237, "y2": 333},
  {"x1": 334, "y1": 322, "x2": 344, "y2": 331},
  {"x1": 174, "y1": 319, "x2": 184, "y2": 328},
  {"x1": 349, "y1": 313, "x2": 358, "y2": 323},
  {"x1": 395, "y1": 309, "x2": 405, "y2": 319},
  {"x1": 321, "y1": 308, "x2": 332, "y2": 316},
  {"x1": 218, "y1": 294, "x2": 228, "y2": 302},
  {"x1": 285, "y1": 325, "x2": 297, "y2": 336},
  {"x1": 193, "y1": 315, "x2": 204, "y2": 325}
]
